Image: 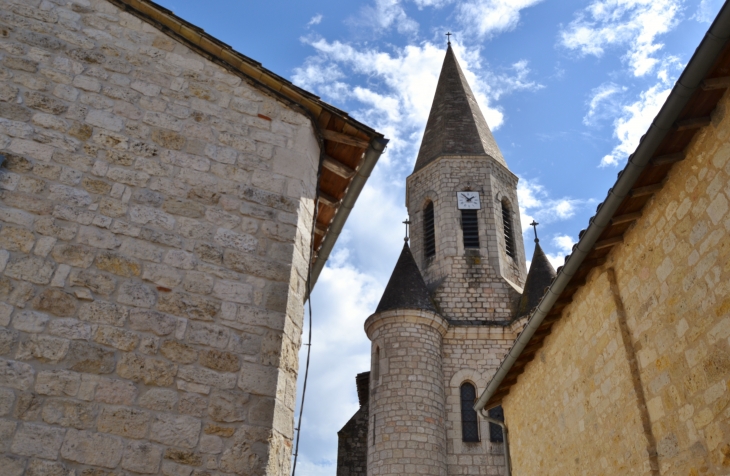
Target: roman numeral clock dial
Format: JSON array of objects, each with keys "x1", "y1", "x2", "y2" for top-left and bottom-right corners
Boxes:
[{"x1": 457, "y1": 191, "x2": 481, "y2": 210}]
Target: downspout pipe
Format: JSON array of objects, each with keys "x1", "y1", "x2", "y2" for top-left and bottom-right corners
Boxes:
[
  {"x1": 310, "y1": 137, "x2": 389, "y2": 288},
  {"x1": 474, "y1": 1, "x2": 730, "y2": 414},
  {"x1": 479, "y1": 410, "x2": 511, "y2": 476}
]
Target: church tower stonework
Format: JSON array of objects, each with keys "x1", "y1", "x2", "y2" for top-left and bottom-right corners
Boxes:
[{"x1": 336, "y1": 45, "x2": 559, "y2": 476}]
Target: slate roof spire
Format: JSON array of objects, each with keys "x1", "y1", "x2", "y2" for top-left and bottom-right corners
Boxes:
[
  {"x1": 413, "y1": 44, "x2": 506, "y2": 173},
  {"x1": 516, "y1": 240, "x2": 557, "y2": 318},
  {"x1": 375, "y1": 243, "x2": 438, "y2": 314}
]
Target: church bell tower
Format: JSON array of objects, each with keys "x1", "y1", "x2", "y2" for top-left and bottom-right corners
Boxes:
[{"x1": 406, "y1": 44, "x2": 527, "y2": 322}]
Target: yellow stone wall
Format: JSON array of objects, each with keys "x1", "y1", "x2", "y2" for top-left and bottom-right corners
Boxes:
[{"x1": 502, "y1": 91, "x2": 730, "y2": 475}]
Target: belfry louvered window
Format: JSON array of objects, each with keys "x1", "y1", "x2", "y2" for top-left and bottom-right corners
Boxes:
[
  {"x1": 460, "y1": 382, "x2": 480, "y2": 442},
  {"x1": 501, "y1": 201, "x2": 515, "y2": 258},
  {"x1": 461, "y1": 209, "x2": 479, "y2": 249},
  {"x1": 423, "y1": 202, "x2": 436, "y2": 258},
  {"x1": 488, "y1": 405, "x2": 504, "y2": 443}
]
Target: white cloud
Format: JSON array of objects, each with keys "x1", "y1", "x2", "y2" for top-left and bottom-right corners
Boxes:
[
  {"x1": 457, "y1": 0, "x2": 544, "y2": 38},
  {"x1": 584, "y1": 82, "x2": 626, "y2": 126},
  {"x1": 308, "y1": 14, "x2": 323, "y2": 26},
  {"x1": 350, "y1": 0, "x2": 419, "y2": 35},
  {"x1": 544, "y1": 234, "x2": 576, "y2": 268},
  {"x1": 693, "y1": 0, "x2": 724, "y2": 23},
  {"x1": 599, "y1": 82, "x2": 671, "y2": 167},
  {"x1": 560, "y1": 0, "x2": 681, "y2": 77},
  {"x1": 517, "y1": 177, "x2": 587, "y2": 233}
]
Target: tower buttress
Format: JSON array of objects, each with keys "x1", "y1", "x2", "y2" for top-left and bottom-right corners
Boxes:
[{"x1": 406, "y1": 45, "x2": 527, "y2": 322}]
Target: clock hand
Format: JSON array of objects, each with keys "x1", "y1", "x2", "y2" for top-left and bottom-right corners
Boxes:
[{"x1": 465, "y1": 196, "x2": 473, "y2": 201}]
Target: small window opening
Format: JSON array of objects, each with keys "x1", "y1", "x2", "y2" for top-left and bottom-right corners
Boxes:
[
  {"x1": 501, "y1": 201, "x2": 515, "y2": 259},
  {"x1": 423, "y1": 202, "x2": 436, "y2": 258},
  {"x1": 460, "y1": 382, "x2": 480, "y2": 442},
  {"x1": 461, "y1": 209, "x2": 479, "y2": 249},
  {"x1": 488, "y1": 405, "x2": 505, "y2": 443},
  {"x1": 373, "y1": 346, "x2": 380, "y2": 381}
]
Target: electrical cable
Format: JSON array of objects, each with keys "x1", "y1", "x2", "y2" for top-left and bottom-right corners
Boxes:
[{"x1": 291, "y1": 145, "x2": 326, "y2": 476}]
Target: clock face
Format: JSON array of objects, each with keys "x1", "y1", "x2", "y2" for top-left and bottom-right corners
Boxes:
[{"x1": 457, "y1": 191, "x2": 481, "y2": 210}]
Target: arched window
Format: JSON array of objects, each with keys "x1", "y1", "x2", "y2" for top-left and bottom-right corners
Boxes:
[
  {"x1": 460, "y1": 382, "x2": 480, "y2": 442},
  {"x1": 423, "y1": 201, "x2": 436, "y2": 258},
  {"x1": 501, "y1": 201, "x2": 515, "y2": 258},
  {"x1": 488, "y1": 405, "x2": 504, "y2": 443},
  {"x1": 373, "y1": 346, "x2": 380, "y2": 381},
  {"x1": 461, "y1": 210, "x2": 479, "y2": 249}
]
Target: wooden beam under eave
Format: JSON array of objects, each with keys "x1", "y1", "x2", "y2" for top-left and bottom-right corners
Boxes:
[
  {"x1": 630, "y1": 182, "x2": 664, "y2": 197},
  {"x1": 594, "y1": 235, "x2": 624, "y2": 250},
  {"x1": 651, "y1": 151, "x2": 685, "y2": 166},
  {"x1": 701, "y1": 76, "x2": 730, "y2": 90},
  {"x1": 321, "y1": 129, "x2": 370, "y2": 149},
  {"x1": 611, "y1": 211, "x2": 642, "y2": 225},
  {"x1": 674, "y1": 116, "x2": 712, "y2": 131},
  {"x1": 318, "y1": 192, "x2": 340, "y2": 208},
  {"x1": 322, "y1": 155, "x2": 356, "y2": 179},
  {"x1": 314, "y1": 223, "x2": 327, "y2": 236}
]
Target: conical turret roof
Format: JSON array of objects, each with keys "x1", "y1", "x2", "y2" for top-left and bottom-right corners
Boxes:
[
  {"x1": 375, "y1": 243, "x2": 437, "y2": 314},
  {"x1": 413, "y1": 45, "x2": 506, "y2": 173},
  {"x1": 517, "y1": 241, "x2": 557, "y2": 317}
]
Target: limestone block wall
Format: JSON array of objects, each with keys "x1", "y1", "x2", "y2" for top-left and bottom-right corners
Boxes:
[
  {"x1": 442, "y1": 324, "x2": 522, "y2": 476},
  {"x1": 365, "y1": 309, "x2": 449, "y2": 476},
  {"x1": 502, "y1": 93, "x2": 730, "y2": 474},
  {"x1": 406, "y1": 157, "x2": 526, "y2": 322},
  {"x1": 0, "y1": 0, "x2": 320, "y2": 474}
]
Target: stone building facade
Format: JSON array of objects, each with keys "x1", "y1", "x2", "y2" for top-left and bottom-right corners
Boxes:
[
  {"x1": 338, "y1": 45, "x2": 554, "y2": 476},
  {"x1": 474, "y1": 6, "x2": 730, "y2": 475},
  {"x1": 0, "y1": 0, "x2": 384, "y2": 475}
]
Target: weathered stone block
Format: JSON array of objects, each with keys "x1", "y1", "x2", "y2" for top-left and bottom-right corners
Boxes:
[
  {"x1": 0, "y1": 327, "x2": 18, "y2": 355},
  {"x1": 77, "y1": 225, "x2": 122, "y2": 250},
  {"x1": 0, "y1": 359, "x2": 35, "y2": 390},
  {"x1": 11, "y1": 423, "x2": 66, "y2": 459},
  {"x1": 117, "y1": 281, "x2": 157, "y2": 308},
  {"x1": 208, "y1": 390, "x2": 248, "y2": 422},
  {"x1": 129, "y1": 309, "x2": 177, "y2": 336},
  {"x1": 122, "y1": 441, "x2": 163, "y2": 474},
  {"x1": 186, "y1": 321, "x2": 230, "y2": 349},
  {"x1": 179, "y1": 392, "x2": 207, "y2": 417},
  {"x1": 60, "y1": 429, "x2": 124, "y2": 468},
  {"x1": 182, "y1": 272, "x2": 215, "y2": 295},
  {"x1": 98, "y1": 406, "x2": 150, "y2": 438},
  {"x1": 200, "y1": 349, "x2": 240, "y2": 372},
  {"x1": 52, "y1": 243, "x2": 96, "y2": 268},
  {"x1": 158, "y1": 291, "x2": 219, "y2": 322},
  {"x1": 48, "y1": 318, "x2": 92, "y2": 341},
  {"x1": 160, "y1": 340, "x2": 198, "y2": 364},
  {"x1": 95, "y1": 378, "x2": 138, "y2": 405},
  {"x1": 142, "y1": 263, "x2": 182, "y2": 288},
  {"x1": 95, "y1": 251, "x2": 141, "y2": 277},
  {"x1": 214, "y1": 228, "x2": 257, "y2": 252},
  {"x1": 139, "y1": 388, "x2": 178, "y2": 411},
  {"x1": 93, "y1": 325, "x2": 140, "y2": 351},
  {"x1": 116, "y1": 353, "x2": 177, "y2": 386},
  {"x1": 163, "y1": 447, "x2": 202, "y2": 467},
  {"x1": 35, "y1": 370, "x2": 80, "y2": 396},
  {"x1": 0, "y1": 454, "x2": 26, "y2": 476},
  {"x1": 4, "y1": 256, "x2": 55, "y2": 284},
  {"x1": 178, "y1": 365, "x2": 237, "y2": 390},
  {"x1": 16, "y1": 335, "x2": 70, "y2": 363},
  {"x1": 149, "y1": 413, "x2": 201, "y2": 448},
  {"x1": 212, "y1": 280, "x2": 253, "y2": 304},
  {"x1": 12, "y1": 311, "x2": 50, "y2": 333},
  {"x1": 67, "y1": 341, "x2": 116, "y2": 374},
  {"x1": 0, "y1": 387, "x2": 15, "y2": 416},
  {"x1": 69, "y1": 269, "x2": 117, "y2": 295},
  {"x1": 25, "y1": 458, "x2": 72, "y2": 476},
  {"x1": 0, "y1": 225, "x2": 35, "y2": 253},
  {"x1": 33, "y1": 288, "x2": 77, "y2": 317},
  {"x1": 79, "y1": 301, "x2": 128, "y2": 326},
  {"x1": 42, "y1": 398, "x2": 98, "y2": 430},
  {"x1": 238, "y1": 362, "x2": 279, "y2": 397}
]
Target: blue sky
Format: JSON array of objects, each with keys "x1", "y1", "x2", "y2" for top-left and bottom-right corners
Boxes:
[{"x1": 159, "y1": 0, "x2": 722, "y2": 473}]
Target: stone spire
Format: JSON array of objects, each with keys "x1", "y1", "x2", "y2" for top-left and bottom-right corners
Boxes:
[
  {"x1": 516, "y1": 241, "x2": 557, "y2": 317},
  {"x1": 413, "y1": 44, "x2": 506, "y2": 173},
  {"x1": 375, "y1": 243, "x2": 437, "y2": 314}
]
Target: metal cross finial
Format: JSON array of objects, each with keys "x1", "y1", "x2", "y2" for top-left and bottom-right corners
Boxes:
[
  {"x1": 446, "y1": 31, "x2": 452, "y2": 45},
  {"x1": 530, "y1": 220, "x2": 539, "y2": 243},
  {"x1": 403, "y1": 219, "x2": 411, "y2": 243}
]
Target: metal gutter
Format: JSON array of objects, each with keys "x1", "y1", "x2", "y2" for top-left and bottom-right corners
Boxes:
[
  {"x1": 474, "y1": 2, "x2": 730, "y2": 413},
  {"x1": 310, "y1": 137, "x2": 389, "y2": 287},
  {"x1": 479, "y1": 410, "x2": 511, "y2": 476}
]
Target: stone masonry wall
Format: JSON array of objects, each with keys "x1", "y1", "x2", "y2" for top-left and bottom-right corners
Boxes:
[
  {"x1": 502, "y1": 92, "x2": 730, "y2": 474},
  {"x1": 0, "y1": 0, "x2": 320, "y2": 474},
  {"x1": 442, "y1": 324, "x2": 523, "y2": 476},
  {"x1": 406, "y1": 156, "x2": 526, "y2": 322}
]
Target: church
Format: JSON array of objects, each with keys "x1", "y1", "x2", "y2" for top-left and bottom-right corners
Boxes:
[
  {"x1": 336, "y1": 43, "x2": 556, "y2": 476},
  {"x1": 338, "y1": 3, "x2": 730, "y2": 476}
]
